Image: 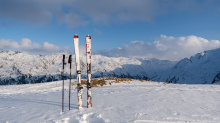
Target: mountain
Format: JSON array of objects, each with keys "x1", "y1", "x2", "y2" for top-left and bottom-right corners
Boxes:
[
  {"x1": 1, "y1": 48, "x2": 220, "y2": 85},
  {"x1": 156, "y1": 48, "x2": 220, "y2": 84},
  {"x1": 0, "y1": 50, "x2": 176, "y2": 85}
]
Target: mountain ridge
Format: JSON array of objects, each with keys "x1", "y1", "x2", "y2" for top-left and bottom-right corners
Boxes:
[
  {"x1": 156, "y1": 48, "x2": 220, "y2": 84},
  {"x1": 1, "y1": 48, "x2": 220, "y2": 85},
  {"x1": 0, "y1": 50, "x2": 176, "y2": 85}
]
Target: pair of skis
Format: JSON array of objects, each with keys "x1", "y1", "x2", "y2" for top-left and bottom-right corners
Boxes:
[{"x1": 73, "y1": 34, "x2": 92, "y2": 109}]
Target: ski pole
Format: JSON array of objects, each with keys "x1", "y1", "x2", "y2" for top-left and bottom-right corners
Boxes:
[
  {"x1": 68, "y1": 55, "x2": 72, "y2": 110},
  {"x1": 62, "y1": 55, "x2": 66, "y2": 112}
]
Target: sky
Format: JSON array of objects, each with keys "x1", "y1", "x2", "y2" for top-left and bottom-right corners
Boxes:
[{"x1": 0, "y1": 0, "x2": 220, "y2": 61}]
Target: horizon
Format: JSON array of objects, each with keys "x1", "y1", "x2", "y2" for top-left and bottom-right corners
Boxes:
[{"x1": 1, "y1": 47, "x2": 218, "y2": 62}]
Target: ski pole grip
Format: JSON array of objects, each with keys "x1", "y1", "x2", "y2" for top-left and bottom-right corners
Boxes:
[
  {"x1": 68, "y1": 55, "x2": 72, "y2": 68},
  {"x1": 63, "y1": 55, "x2": 65, "y2": 69}
]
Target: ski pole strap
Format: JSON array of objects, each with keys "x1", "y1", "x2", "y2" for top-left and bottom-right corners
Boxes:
[{"x1": 77, "y1": 70, "x2": 81, "y2": 74}]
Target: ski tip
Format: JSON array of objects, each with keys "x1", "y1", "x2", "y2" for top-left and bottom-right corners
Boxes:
[
  {"x1": 74, "y1": 34, "x2": 78, "y2": 38},
  {"x1": 86, "y1": 35, "x2": 91, "y2": 39}
]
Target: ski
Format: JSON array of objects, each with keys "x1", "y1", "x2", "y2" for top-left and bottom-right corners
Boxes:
[
  {"x1": 86, "y1": 35, "x2": 92, "y2": 108},
  {"x1": 73, "y1": 34, "x2": 83, "y2": 109}
]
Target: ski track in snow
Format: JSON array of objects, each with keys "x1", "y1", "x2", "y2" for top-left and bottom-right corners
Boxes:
[{"x1": 1, "y1": 80, "x2": 220, "y2": 123}]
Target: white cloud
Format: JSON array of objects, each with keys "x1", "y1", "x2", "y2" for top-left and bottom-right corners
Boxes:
[
  {"x1": 41, "y1": 42, "x2": 59, "y2": 52},
  {"x1": 96, "y1": 35, "x2": 220, "y2": 61},
  {"x1": 0, "y1": 38, "x2": 59, "y2": 52},
  {"x1": 0, "y1": 0, "x2": 217, "y2": 27}
]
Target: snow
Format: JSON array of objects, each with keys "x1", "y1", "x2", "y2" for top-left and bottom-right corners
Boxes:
[
  {"x1": 3, "y1": 48, "x2": 220, "y2": 85},
  {"x1": 0, "y1": 51, "x2": 177, "y2": 85},
  {"x1": 1, "y1": 80, "x2": 220, "y2": 123},
  {"x1": 157, "y1": 48, "x2": 220, "y2": 84}
]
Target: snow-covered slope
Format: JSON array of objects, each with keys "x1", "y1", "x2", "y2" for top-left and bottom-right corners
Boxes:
[
  {"x1": 156, "y1": 48, "x2": 220, "y2": 84},
  {"x1": 1, "y1": 80, "x2": 220, "y2": 122},
  {"x1": 0, "y1": 51, "x2": 176, "y2": 85}
]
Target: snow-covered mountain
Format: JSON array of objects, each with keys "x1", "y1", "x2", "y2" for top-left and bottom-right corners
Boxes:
[
  {"x1": 0, "y1": 50, "x2": 176, "y2": 85},
  {"x1": 156, "y1": 48, "x2": 220, "y2": 84},
  {"x1": 2, "y1": 47, "x2": 220, "y2": 85}
]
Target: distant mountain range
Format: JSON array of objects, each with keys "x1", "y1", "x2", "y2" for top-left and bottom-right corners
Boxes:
[
  {"x1": 156, "y1": 48, "x2": 220, "y2": 84},
  {"x1": 1, "y1": 48, "x2": 220, "y2": 85}
]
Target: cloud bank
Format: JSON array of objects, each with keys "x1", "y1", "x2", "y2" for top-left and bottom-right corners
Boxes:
[
  {"x1": 0, "y1": 38, "x2": 59, "y2": 52},
  {"x1": 0, "y1": 0, "x2": 218, "y2": 27},
  {"x1": 96, "y1": 35, "x2": 220, "y2": 61}
]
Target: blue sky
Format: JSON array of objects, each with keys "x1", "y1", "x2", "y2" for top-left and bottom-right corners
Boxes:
[{"x1": 0, "y1": 0, "x2": 220, "y2": 61}]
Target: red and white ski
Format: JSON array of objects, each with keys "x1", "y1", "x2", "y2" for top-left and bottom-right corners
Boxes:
[
  {"x1": 73, "y1": 34, "x2": 83, "y2": 109},
  {"x1": 86, "y1": 35, "x2": 92, "y2": 108}
]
